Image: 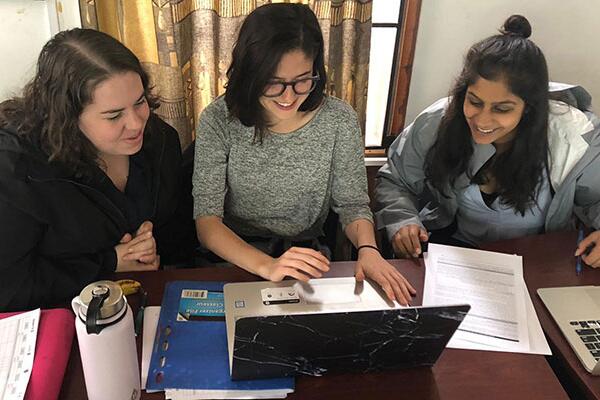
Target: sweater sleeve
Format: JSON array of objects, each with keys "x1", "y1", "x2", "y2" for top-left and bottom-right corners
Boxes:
[
  {"x1": 192, "y1": 100, "x2": 230, "y2": 219},
  {"x1": 574, "y1": 121, "x2": 600, "y2": 230},
  {"x1": 374, "y1": 107, "x2": 442, "y2": 241},
  {"x1": 330, "y1": 104, "x2": 373, "y2": 229}
]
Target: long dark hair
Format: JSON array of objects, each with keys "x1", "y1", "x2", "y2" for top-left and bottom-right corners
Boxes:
[
  {"x1": 0, "y1": 28, "x2": 158, "y2": 174},
  {"x1": 424, "y1": 15, "x2": 549, "y2": 215},
  {"x1": 225, "y1": 3, "x2": 327, "y2": 142}
]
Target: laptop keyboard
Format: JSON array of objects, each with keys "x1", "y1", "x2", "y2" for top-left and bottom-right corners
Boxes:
[{"x1": 571, "y1": 320, "x2": 600, "y2": 361}]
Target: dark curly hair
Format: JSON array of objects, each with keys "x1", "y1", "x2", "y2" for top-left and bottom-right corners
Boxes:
[
  {"x1": 0, "y1": 28, "x2": 158, "y2": 174},
  {"x1": 424, "y1": 15, "x2": 549, "y2": 215},
  {"x1": 225, "y1": 3, "x2": 327, "y2": 142}
]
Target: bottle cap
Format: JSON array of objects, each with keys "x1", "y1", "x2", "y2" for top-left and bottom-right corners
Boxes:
[{"x1": 77, "y1": 280, "x2": 125, "y2": 320}]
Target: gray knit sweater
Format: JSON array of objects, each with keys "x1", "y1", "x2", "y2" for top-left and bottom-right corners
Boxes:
[{"x1": 192, "y1": 95, "x2": 373, "y2": 240}]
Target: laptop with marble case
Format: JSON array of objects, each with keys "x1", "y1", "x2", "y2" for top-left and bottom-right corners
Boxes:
[{"x1": 224, "y1": 277, "x2": 469, "y2": 380}]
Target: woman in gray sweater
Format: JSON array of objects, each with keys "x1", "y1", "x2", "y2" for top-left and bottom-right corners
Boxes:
[{"x1": 192, "y1": 3, "x2": 415, "y2": 304}]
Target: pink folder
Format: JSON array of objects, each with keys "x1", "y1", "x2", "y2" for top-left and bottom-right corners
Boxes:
[{"x1": 0, "y1": 309, "x2": 75, "y2": 400}]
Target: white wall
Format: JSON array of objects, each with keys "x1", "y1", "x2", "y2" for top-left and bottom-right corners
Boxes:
[
  {"x1": 0, "y1": 1, "x2": 52, "y2": 101},
  {"x1": 405, "y1": 0, "x2": 600, "y2": 126},
  {"x1": 0, "y1": 0, "x2": 81, "y2": 102}
]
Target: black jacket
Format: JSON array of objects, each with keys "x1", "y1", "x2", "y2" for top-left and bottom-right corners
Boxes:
[{"x1": 0, "y1": 114, "x2": 197, "y2": 311}]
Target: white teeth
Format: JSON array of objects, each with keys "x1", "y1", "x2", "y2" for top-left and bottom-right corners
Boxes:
[
  {"x1": 276, "y1": 102, "x2": 292, "y2": 107},
  {"x1": 477, "y1": 127, "x2": 495, "y2": 134}
]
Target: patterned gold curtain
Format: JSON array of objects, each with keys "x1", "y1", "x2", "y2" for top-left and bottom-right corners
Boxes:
[{"x1": 79, "y1": 0, "x2": 372, "y2": 149}]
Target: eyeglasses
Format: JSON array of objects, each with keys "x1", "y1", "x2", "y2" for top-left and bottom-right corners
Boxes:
[{"x1": 262, "y1": 74, "x2": 320, "y2": 98}]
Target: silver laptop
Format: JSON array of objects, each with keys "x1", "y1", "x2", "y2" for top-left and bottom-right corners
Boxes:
[
  {"x1": 224, "y1": 277, "x2": 470, "y2": 380},
  {"x1": 538, "y1": 286, "x2": 600, "y2": 374}
]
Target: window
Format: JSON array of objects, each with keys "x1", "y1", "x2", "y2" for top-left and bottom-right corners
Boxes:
[{"x1": 365, "y1": 0, "x2": 422, "y2": 154}]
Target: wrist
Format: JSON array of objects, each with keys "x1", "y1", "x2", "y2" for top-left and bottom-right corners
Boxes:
[
  {"x1": 114, "y1": 245, "x2": 125, "y2": 271},
  {"x1": 357, "y1": 244, "x2": 380, "y2": 254},
  {"x1": 254, "y1": 255, "x2": 276, "y2": 280}
]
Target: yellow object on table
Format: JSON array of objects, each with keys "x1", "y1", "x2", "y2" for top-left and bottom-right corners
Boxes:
[{"x1": 116, "y1": 279, "x2": 142, "y2": 296}]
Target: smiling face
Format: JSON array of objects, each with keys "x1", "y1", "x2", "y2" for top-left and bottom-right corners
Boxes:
[
  {"x1": 259, "y1": 49, "x2": 315, "y2": 128},
  {"x1": 78, "y1": 71, "x2": 150, "y2": 159},
  {"x1": 463, "y1": 76, "x2": 526, "y2": 147}
]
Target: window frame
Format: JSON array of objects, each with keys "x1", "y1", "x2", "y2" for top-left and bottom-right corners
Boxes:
[{"x1": 365, "y1": 0, "x2": 422, "y2": 157}]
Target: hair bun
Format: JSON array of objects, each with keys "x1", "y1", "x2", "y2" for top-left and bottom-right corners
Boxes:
[{"x1": 501, "y1": 15, "x2": 531, "y2": 38}]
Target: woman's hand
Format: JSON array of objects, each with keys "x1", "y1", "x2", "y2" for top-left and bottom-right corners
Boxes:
[
  {"x1": 575, "y1": 230, "x2": 600, "y2": 268},
  {"x1": 260, "y1": 247, "x2": 330, "y2": 282},
  {"x1": 392, "y1": 224, "x2": 428, "y2": 258},
  {"x1": 115, "y1": 221, "x2": 160, "y2": 272},
  {"x1": 124, "y1": 221, "x2": 158, "y2": 263},
  {"x1": 355, "y1": 247, "x2": 416, "y2": 305}
]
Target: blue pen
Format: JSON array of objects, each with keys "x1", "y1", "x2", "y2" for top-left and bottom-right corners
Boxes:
[{"x1": 576, "y1": 228, "x2": 585, "y2": 276}]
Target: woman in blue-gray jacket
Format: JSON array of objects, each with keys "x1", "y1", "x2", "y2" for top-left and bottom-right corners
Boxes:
[{"x1": 375, "y1": 15, "x2": 600, "y2": 267}]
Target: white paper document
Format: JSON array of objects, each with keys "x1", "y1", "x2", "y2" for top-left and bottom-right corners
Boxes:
[
  {"x1": 449, "y1": 284, "x2": 550, "y2": 355},
  {"x1": 141, "y1": 306, "x2": 161, "y2": 391},
  {"x1": 165, "y1": 388, "x2": 290, "y2": 400},
  {"x1": 0, "y1": 309, "x2": 40, "y2": 400},
  {"x1": 423, "y1": 244, "x2": 549, "y2": 354}
]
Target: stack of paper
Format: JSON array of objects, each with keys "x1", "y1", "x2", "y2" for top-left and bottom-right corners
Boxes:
[
  {"x1": 0, "y1": 309, "x2": 40, "y2": 400},
  {"x1": 164, "y1": 388, "x2": 291, "y2": 400},
  {"x1": 1, "y1": 309, "x2": 74, "y2": 400},
  {"x1": 144, "y1": 281, "x2": 294, "y2": 400},
  {"x1": 141, "y1": 306, "x2": 161, "y2": 393},
  {"x1": 423, "y1": 243, "x2": 551, "y2": 355}
]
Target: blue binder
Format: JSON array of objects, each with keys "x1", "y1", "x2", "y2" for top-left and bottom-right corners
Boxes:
[{"x1": 146, "y1": 281, "x2": 294, "y2": 391}]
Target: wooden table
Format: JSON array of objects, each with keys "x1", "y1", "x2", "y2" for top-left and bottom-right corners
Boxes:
[
  {"x1": 482, "y1": 230, "x2": 600, "y2": 399},
  {"x1": 59, "y1": 252, "x2": 568, "y2": 399}
]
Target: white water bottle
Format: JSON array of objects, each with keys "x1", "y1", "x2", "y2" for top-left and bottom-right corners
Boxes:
[{"x1": 72, "y1": 280, "x2": 141, "y2": 400}]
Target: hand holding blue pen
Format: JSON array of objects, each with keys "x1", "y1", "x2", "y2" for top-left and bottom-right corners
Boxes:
[
  {"x1": 575, "y1": 228, "x2": 585, "y2": 276},
  {"x1": 574, "y1": 229, "x2": 600, "y2": 274}
]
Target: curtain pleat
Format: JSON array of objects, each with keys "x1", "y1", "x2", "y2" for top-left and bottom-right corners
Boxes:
[{"x1": 79, "y1": 0, "x2": 372, "y2": 149}]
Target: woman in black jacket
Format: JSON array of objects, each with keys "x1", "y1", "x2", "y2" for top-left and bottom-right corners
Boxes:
[{"x1": 0, "y1": 29, "x2": 196, "y2": 311}]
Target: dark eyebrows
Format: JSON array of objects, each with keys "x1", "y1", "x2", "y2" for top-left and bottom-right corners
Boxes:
[
  {"x1": 466, "y1": 91, "x2": 481, "y2": 101},
  {"x1": 466, "y1": 91, "x2": 517, "y2": 106},
  {"x1": 271, "y1": 70, "x2": 313, "y2": 81},
  {"x1": 100, "y1": 93, "x2": 145, "y2": 114}
]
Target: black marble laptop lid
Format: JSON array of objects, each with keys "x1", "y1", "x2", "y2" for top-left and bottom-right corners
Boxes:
[{"x1": 231, "y1": 305, "x2": 470, "y2": 380}]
